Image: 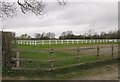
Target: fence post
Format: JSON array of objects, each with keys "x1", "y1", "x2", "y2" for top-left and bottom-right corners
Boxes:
[
  {"x1": 77, "y1": 40, "x2": 79, "y2": 44},
  {"x1": 26, "y1": 41, "x2": 28, "y2": 45},
  {"x1": 61, "y1": 40, "x2": 63, "y2": 44},
  {"x1": 31, "y1": 40, "x2": 33, "y2": 45},
  {"x1": 49, "y1": 40, "x2": 51, "y2": 45},
  {"x1": 20, "y1": 40, "x2": 22, "y2": 44},
  {"x1": 97, "y1": 46, "x2": 100, "y2": 60},
  {"x1": 42, "y1": 40, "x2": 44, "y2": 45},
  {"x1": 111, "y1": 45, "x2": 114, "y2": 60},
  {"x1": 93, "y1": 40, "x2": 95, "y2": 44},
  {"x1": 55, "y1": 40, "x2": 57, "y2": 45},
  {"x1": 77, "y1": 47, "x2": 80, "y2": 63},
  {"x1": 34, "y1": 41, "x2": 36, "y2": 45},
  {"x1": 67, "y1": 40, "x2": 69, "y2": 44},
  {"x1": 16, "y1": 51, "x2": 20, "y2": 68},
  {"x1": 23, "y1": 40, "x2": 25, "y2": 45},
  {"x1": 29, "y1": 41, "x2": 31, "y2": 45},
  {"x1": 50, "y1": 48, "x2": 54, "y2": 70},
  {"x1": 90, "y1": 40, "x2": 91, "y2": 43},
  {"x1": 85, "y1": 40, "x2": 87, "y2": 44},
  {"x1": 32, "y1": 41, "x2": 34, "y2": 45}
]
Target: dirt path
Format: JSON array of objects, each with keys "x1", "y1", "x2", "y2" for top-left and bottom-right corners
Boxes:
[
  {"x1": 72, "y1": 64, "x2": 118, "y2": 80},
  {"x1": 3, "y1": 64, "x2": 118, "y2": 80},
  {"x1": 82, "y1": 71, "x2": 118, "y2": 80}
]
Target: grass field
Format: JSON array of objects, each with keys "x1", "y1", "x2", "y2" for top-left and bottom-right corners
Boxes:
[
  {"x1": 2, "y1": 43, "x2": 118, "y2": 80},
  {"x1": 13, "y1": 43, "x2": 118, "y2": 70}
]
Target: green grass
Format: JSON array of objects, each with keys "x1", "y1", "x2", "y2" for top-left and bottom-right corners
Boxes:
[
  {"x1": 13, "y1": 43, "x2": 118, "y2": 69},
  {"x1": 3, "y1": 59, "x2": 118, "y2": 80},
  {"x1": 19, "y1": 51, "x2": 97, "y2": 69},
  {"x1": 17, "y1": 44, "x2": 93, "y2": 50},
  {"x1": 16, "y1": 42, "x2": 118, "y2": 50},
  {"x1": 3, "y1": 43, "x2": 119, "y2": 79},
  {"x1": 13, "y1": 44, "x2": 117, "y2": 69}
]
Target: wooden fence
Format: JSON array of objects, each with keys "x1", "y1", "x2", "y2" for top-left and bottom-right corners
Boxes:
[
  {"x1": 0, "y1": 31, "x2": 2, "y2": 81},
  {"x1": 2, "y1": 31, "x2": 16, "y2": 68},
  {"x1": 12, "y1": 45, "x2": 118, "y2": 71},
  {"x1": 16, "y1": 39, "x2": 118, "y2": 45}
]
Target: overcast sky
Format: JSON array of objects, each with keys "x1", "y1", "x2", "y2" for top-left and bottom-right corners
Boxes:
[{"x1": 0, "y1": 0, "x2": 118, "y2": 38}]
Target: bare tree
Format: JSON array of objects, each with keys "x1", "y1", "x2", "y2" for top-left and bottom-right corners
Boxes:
[
  {"x1": 84, "y1": 33, "x2": 88, "y2": 39},
  {"x1": 0, "y1": 2, "x2": 17, "y2": 19},
  {"x1": 41, "y1": 32, "x2": 45, "y2": 39},
  {"x1": 88, "y1": 29, "x2": 94, "y2": 40},
  {"x1": 0, "y1": 0, "x2": 67, "y2": 19},
  {"x1": 60, "y1": 31, "x2": 73, "y2": 39},
  {"x1": 57, "y1": 0, "x2": 67, "y2": 5},
  {"x1": 17, "y1": 0, "x2": 46, "y2": 18},
  {"x1": 100, "y1": 32, "x2": 106, "y2": 36},
  {"x1": 67, "y1": 31, "x2": 73, "y2": 36},
  {"x1": 19, "y1": 33, "x2": 31, "y2": 39},
  {"x1": 45, "y1": 32, "x2": 55, "y2": 39},
  {"x1": 61, "y1": 31, "x2": 73, "y2": 36},
  {"x1": 0, "y1": 0, "x2": 46, "y2": 19},
  {"x1": 34, "y1": 33, "x2": 41, "y2": 39}
]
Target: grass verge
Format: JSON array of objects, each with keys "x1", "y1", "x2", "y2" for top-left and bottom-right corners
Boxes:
[{"x1": 2, "y1": 58, "x2": 119, "y2": 80}]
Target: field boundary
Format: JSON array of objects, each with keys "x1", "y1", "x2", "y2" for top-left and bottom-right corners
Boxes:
[
  {"x1": 16, "y1": 39, "x2": 118, "y2": 45},
  {"x1": 11, "y1": 45, "x2": 118, "y2": 71}
]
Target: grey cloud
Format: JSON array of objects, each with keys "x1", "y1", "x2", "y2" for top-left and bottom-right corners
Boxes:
[
  {"x1": 1, "y1": 2, "x2": 118, "y2": 37},
  {"x1": 58, "y1": 2, "x2": 117, "y2": 25}
]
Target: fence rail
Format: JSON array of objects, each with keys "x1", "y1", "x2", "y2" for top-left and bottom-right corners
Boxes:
[
  {"x1": 16, "y1": 39, "x2": 118, "y2": 45},
  {"x1": 12, "y1": 45, "x2": 118, "y2": 71}
]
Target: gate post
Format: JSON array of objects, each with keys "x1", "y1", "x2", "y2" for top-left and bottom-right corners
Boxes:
[
  {"x1": 50, "y1": 48, "x2": 54, "y2": 70},
  {"x1": 97, "y1": 46, "x2": 100, "y2": 60},
  {"x1": 111, "y1": 45, "x2": 114, "y2": 60},
  {"x1": 0, "y1": 31, "x2": 2, "y2": 82},
  {"x1": 77, "y1": 47, "x2": 80, "y2": 63},
  {"x1": 2, "y1": 32, "x2": 16, "y2": 68},
  {"x1": 16, "y1": 51, "x2": 20, "y2": 68}
]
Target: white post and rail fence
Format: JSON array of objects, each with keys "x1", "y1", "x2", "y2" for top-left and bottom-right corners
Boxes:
[{"x1": 16, "y1": 39, "x2": 118, "y2": 45}]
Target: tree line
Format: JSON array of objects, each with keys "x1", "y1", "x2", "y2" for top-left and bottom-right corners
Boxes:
[{"x1": 16, "y1": 29, "x2": 120, "y2": 40}]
